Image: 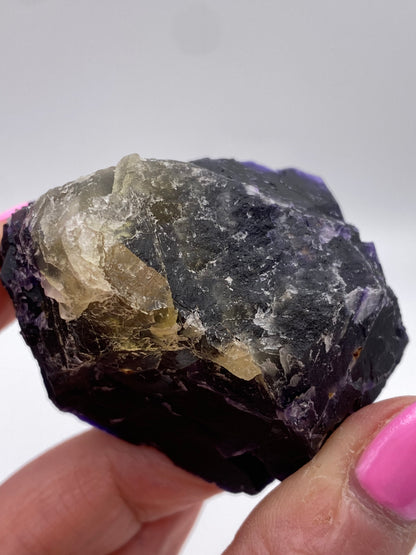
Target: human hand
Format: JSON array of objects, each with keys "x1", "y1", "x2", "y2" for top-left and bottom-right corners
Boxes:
[{"x1": 0, "y1": 217, "x2": 415, "y2": 554}]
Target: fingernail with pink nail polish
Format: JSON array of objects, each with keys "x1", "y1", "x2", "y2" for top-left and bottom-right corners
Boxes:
[
  {"x1": 0, "y1": 203, "x2": 29, "y2": 222},
  {"x1": 356, "y1": 401, "x2": 416, "y2": 520}
]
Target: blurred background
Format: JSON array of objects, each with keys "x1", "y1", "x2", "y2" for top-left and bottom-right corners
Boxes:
[{"x1": 0, "y1": 1, "x2": 415, "y2": 553}]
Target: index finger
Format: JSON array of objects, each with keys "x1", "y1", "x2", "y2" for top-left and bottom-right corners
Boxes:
[{"x1": 0, "y1": 428, "x2": 219, "y2": 554}]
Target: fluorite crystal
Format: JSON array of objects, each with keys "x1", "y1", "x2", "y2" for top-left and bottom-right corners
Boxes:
[{"x1": 0, "y1": 155, "x2": 408, "y2": 493}]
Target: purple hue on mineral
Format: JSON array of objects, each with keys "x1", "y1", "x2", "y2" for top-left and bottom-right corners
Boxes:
[
  {"x1": 242, "y1": 161, "x2": 273, "y2": 173},
  {"x1": 0, "y1": 155, "x2": 408, "y2": 493}
]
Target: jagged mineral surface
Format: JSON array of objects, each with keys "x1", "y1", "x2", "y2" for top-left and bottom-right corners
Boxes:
[{"x1": 0, "y1": 155, "x2": 408, "y2": 493}]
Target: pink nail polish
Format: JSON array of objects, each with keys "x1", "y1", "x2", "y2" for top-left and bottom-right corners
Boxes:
[
  {"x1": 0, "y1": 203, "x2": 29, "y2": 222},
  {"x1": 356, "y1": 401, "x2": 416, "y2": 520}
]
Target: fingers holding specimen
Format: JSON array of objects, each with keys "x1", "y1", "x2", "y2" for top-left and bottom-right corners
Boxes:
[
  {"x1": 225, "y1": 396, "x2": 416, "y2": 555},
  {"x1": 0, "y1": 430, "x2": 219, "y2": 554}
]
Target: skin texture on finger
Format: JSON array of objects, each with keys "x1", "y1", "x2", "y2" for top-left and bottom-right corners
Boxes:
[
  {"x1": 224, "y1": 396, "x2": 416, "y2": 555},
  {"x1": 111, "y1": 504, "x2": 202, "y2": 555},
  {"x1": 0, "y1": 430, "x2": 219, "y2": 554},
  {"x1": 0, "y1": 220, "x2": 15, "y2": 329}
]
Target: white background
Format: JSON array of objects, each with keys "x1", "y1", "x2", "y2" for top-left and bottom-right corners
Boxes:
[{"x1": 0, "y1": 1, "x2": 415, "y2": 553}]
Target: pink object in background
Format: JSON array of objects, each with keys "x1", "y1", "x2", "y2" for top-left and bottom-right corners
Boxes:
[
  {"x1": 356, "y1": 401, "x2": 416, "y2": 520},
  {"x1": 0, "y1": 203, "x2": 29, "y2": 222}
]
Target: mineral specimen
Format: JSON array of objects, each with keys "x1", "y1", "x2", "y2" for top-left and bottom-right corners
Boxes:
[{"x1": 0, "y1": 155, "x2": 408, "y2": 493}]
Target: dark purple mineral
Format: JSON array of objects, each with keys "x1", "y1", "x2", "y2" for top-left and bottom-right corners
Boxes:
[{"x1": 0, "y1": 155, "x2": 408, "y2": 493}]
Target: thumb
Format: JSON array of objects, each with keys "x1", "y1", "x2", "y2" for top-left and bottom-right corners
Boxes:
[{"x1": 225, "y1": 396, "x2": 416, "y2": 555}]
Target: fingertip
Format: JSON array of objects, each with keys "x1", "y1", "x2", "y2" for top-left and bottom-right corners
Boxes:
[
  {"x1": 226, "y1": 397, "x2": 416, "y2": 555},
  {"x1": 354, "y1": 400, "x2": 416, "y2": 521}
]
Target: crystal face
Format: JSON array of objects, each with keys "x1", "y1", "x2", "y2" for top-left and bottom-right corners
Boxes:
[{"x1": 0, "y1": 154, "x2": 408, "y2": 493}]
